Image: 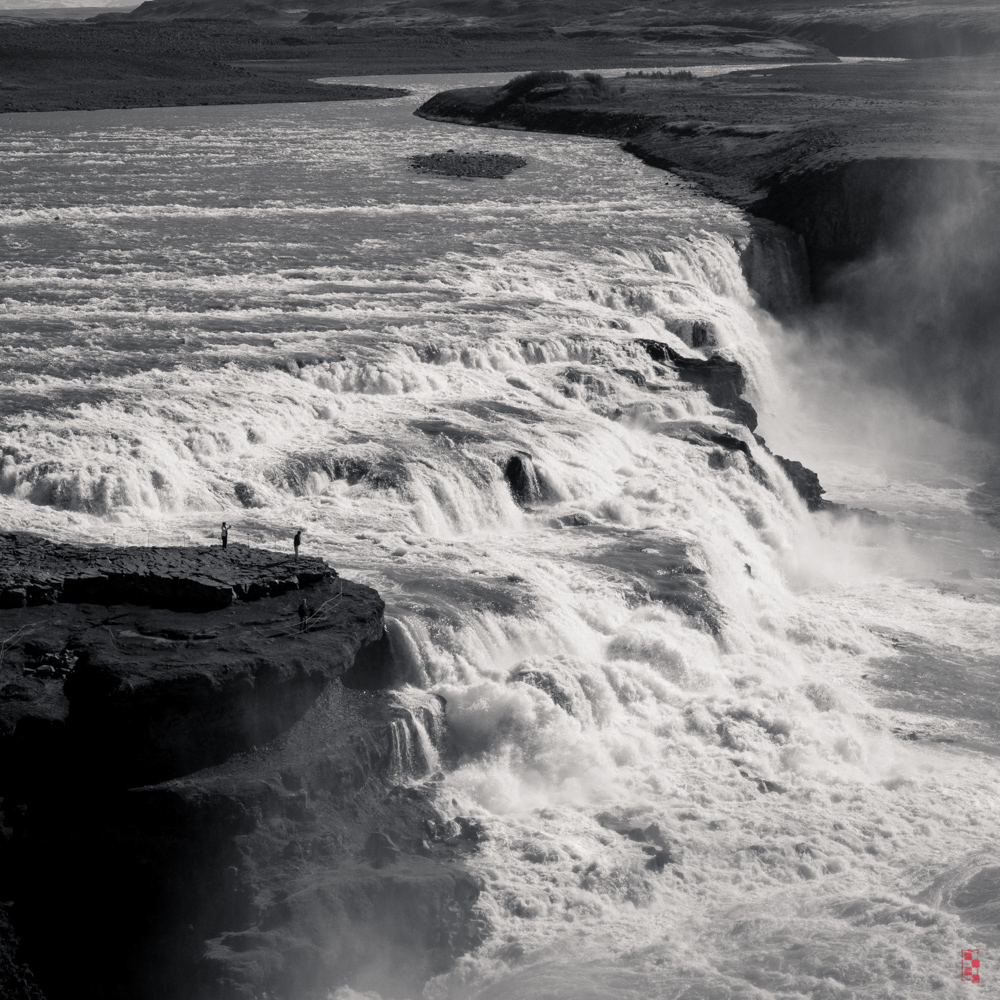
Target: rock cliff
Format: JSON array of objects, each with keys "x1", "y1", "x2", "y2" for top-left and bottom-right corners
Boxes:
[
  {"x1": 416, "y1": 60, "x2": 1000, "y2": 293},
  {"x1": 416, "y1": 61, "x2": 1000, "y2": 441},
  {"x1": 0, "y1": 535, "x2": 483, "y2": 1000}
]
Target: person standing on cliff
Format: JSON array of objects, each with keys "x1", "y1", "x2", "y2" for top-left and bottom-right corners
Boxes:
[
  {"x1": 221, "y1": 522, "x2": 229, "y2": 550},
  {"x1": 293, "y1": 529, "x2": 301, "y2": 559}
]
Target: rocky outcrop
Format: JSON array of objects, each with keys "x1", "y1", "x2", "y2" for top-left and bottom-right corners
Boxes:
[
  {"x1": 410, "y1": 150, "x2": 527, "y2": 179},
  {"x1": 0, "y1": 535, "x2": 383, "y2": 790},
  {"x1": 772, "y1": 454, "x2": 829, "y2": 512},
  {"x1": 0, "y1": 536, "x2": 483, "y2": 1000},
  {"x1": 418, "y1": 86, "x2": 659, "y2": 143},
  {"x1": 636, "y1": 338, "x2": 758, "y2": 431},
  {"x1": 0, "y1": 533, "x2": 331, "y2": 610},
  {"x1": 503, "y1": 453, "x2": 552, "y2": 505},
  {"x1": 12, "y1": 685, "x2": 484, "y2": 1000}
]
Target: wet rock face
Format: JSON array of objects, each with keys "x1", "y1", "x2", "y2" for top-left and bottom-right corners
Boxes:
[
  {"x1": 0, "y1": 535, "x2": 483, "y2": 1000},
  {"x1": 272, "y1": 452, "x2": 410, "y2": 495},
  {"x1": 410, "y1": 150, "x2": 527, "y2": 179},
  {"x1": 772, "y1": 454, "x2": 829, "y2": 511},
  {"x1": 12, "y1": 685, "x2": 484, "y2": 1000},
  {"x1": 622, "y1": 343, "x2": 844, "y2": 517},
  {"x1": 596, "y1": 814, "x2": 683, "y2": 874},
  {"x1": 0, "y1": 534, "x2": 383, "y2": 791},
  {"x1": 504, "y1": 453, "x2": 551, "y2": 505},
  {"x1": 636, "y1": 338, "x2": 759, "y2": 431},
  {"x1": 233, "y1": 481, "x2": 263, "y2": 508},
  {"x1": 737, "y1": 219, "x2": 812, "y2": 314},
  {"x1": 511, "y1": 666, "x2": 577, "y2": 714}
]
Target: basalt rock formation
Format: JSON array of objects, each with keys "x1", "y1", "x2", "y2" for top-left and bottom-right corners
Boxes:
[
  {"x1": 0, "y1": 533, "x2": 331, "y2": 610},
  {"x1": 0, "y1": 535, "x2": 378, "y2": 790},
  {"x1": 0, "y1": 535, "x2": 483, "y2": 1000},
  {"x1": 504, "y1": 453, "x2": 553, "y2": 506}
]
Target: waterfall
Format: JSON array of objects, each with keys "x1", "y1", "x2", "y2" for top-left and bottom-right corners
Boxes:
[
  {"x1": 4, "y1": 80, "x2": 998, "y2": 1000},
  {"x1": 385, "y1": 688, "x2": 445, "y2": 780}
]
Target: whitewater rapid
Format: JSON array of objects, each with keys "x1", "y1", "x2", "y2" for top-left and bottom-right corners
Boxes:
[{"x1": 1, "y1": 76, "x2": 998, "y2": 999}]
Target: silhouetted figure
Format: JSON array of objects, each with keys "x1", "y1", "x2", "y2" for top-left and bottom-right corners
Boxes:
[
  {"x1": 744, "y1": 563, "x2": 753, "y2": 577},
  {"x1": 221, "y1": 522, "x2": 229, "y2": 549},
  {"x1": 293, "y1": 529, "x2": 302, "y2": 559},
  {"x1": 298, "y1": 599, "x2": 309, "y2": 630}
]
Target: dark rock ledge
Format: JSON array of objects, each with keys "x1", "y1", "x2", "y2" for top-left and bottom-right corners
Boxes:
[
  {"x1": 636, "y1": 337, "x2": 759, "y2": 432},
  {"x1": 0, "y1": 534, "x2": 483, "y2": 1000},
  {"x1": 633, "y1": 339, "x2": 877, "y2": 517}
]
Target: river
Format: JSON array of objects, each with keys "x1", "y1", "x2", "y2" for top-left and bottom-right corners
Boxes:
[{"x1": 1, "y1": 74, "x2": 997, "y2": 999}]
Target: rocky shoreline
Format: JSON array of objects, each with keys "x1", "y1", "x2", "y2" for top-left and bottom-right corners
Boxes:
[
  {"x1": 415, "y1": 63, "x2": 1000, "y2": 443},
  {"x1": 414, "y1": 61, "x2": 1000, "y2": 293},
  {"x1": 0, "y1": 536, "x2": 483, "y2": 1000}
]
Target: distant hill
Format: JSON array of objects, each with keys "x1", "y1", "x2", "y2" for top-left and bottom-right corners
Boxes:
[
  {"x1": 4, "y1": 0, "x2": 1000, "y2": 115},
  {"x1": 0, "y1": 0, "x2": 134, "y2": 10},
  {"x1": 90, "y1": 0, "x2": 1000, "y2": 59}
]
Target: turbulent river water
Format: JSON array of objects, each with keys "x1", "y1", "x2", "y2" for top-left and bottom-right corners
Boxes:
[{"x1": 2, "y1": 74, "x2": 999, "y2": 999}]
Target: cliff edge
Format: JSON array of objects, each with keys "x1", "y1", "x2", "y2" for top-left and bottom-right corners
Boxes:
[
  {"x1": 0, "y1": 536, "x2": 483, "y2": 1000},
  {"x1": 416, "y1": 59, "x2": 1000, "y2": 281},
  {"x1": 417, "y1": 62, "x2": 1000, "y2": 440}
]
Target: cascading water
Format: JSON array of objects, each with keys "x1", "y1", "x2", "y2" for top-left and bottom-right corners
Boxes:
[
  {"x1": 2, "y1": 74, "x2": 998, "y2": 999},
  {"x1": 386, "y1": 689, "x2": 446, "y2": 780}
]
